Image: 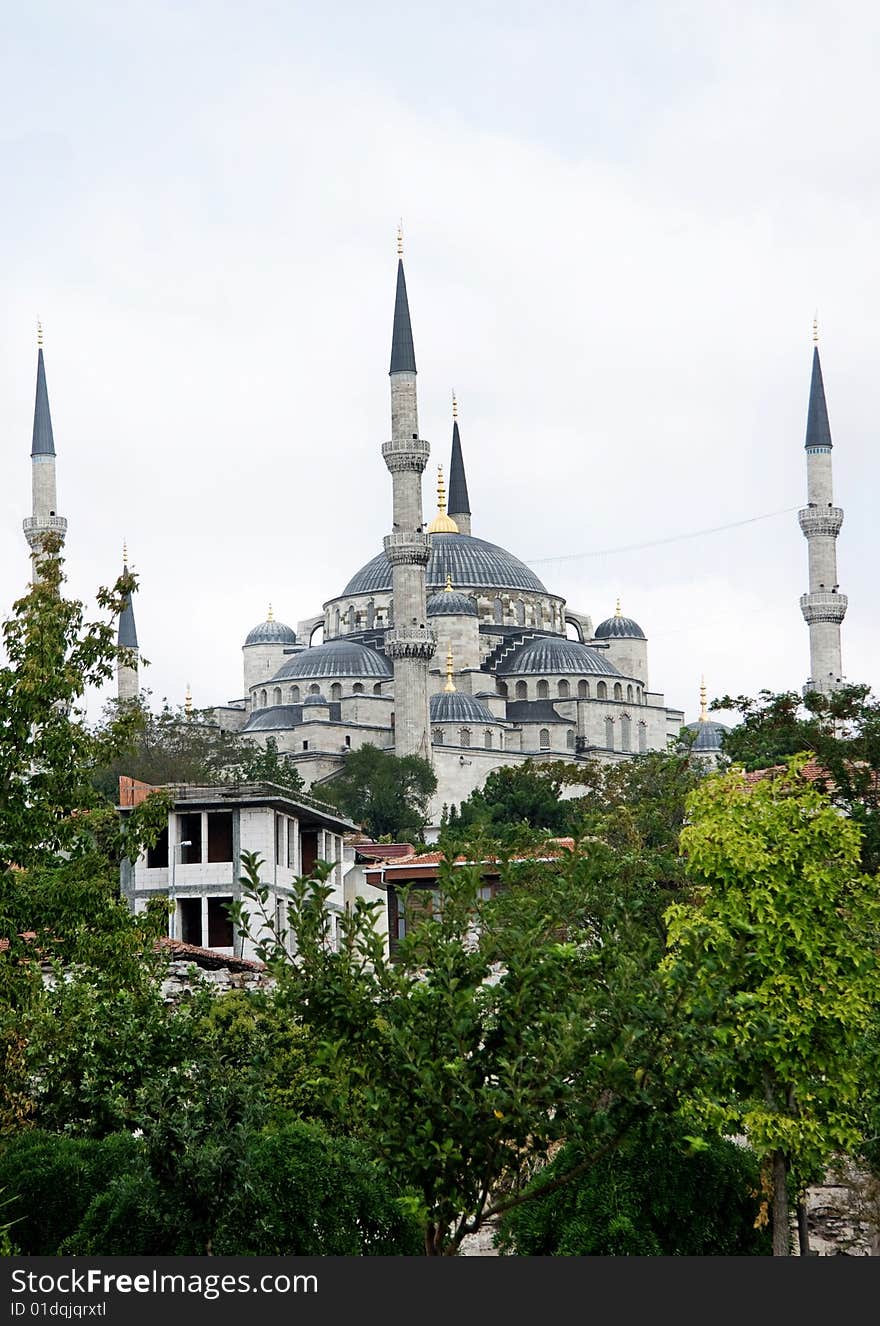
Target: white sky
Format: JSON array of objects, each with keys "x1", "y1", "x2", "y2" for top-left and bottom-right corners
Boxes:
[{"x1": 1, "y1": 1, "x2": 877, "y2": 726}]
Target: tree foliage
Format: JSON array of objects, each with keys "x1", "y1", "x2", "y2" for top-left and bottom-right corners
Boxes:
[{"x1": 317, "y1": 743, "x2": 436, "y2": 839}]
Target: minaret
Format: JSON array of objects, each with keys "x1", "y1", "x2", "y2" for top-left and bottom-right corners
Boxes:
[
  {"x1": 447, "y1": 392, "x2": 471, "y2": 535},
  {"x1": 23, "y1": 324, "x2": 67, "y2": 570},
  {"x1": 381, "y1": 228, "x2": 435, "y2": 760},
  {"x1": 798, "y1": 321, "x2": 846, "y2": 694},
  {"x1": 117, "y1": 542, "x2": 140, "y2": 703}
]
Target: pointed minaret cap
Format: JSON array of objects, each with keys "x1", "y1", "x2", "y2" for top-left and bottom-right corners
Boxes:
[
  {"x1": 448, "y1": 393, "x2": 471, "y2": 522},
  {"x1": 31, "y1": 325, "x2": 56, "y2": 457},
  {"x1": 444, "y1": 646, "x2": 456, "y2": 693},
  {"x1": 389, "y1": 225, "x2": 416, "y2": 375},
  {"x1": 118, "y1": 542, "x2": 139, "y2": 650},
  {"x1": 805, "y1": 319, "x2": 833, "y2": 450}
]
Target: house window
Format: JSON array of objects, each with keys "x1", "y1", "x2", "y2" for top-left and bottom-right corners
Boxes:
[
  {"x1": 148, "y1": 825, "x2": 169, "y2": 869},
  {"x1": 558, "y1": 679, "x2": 570, "y2": 698},
  {"x1": 287, "y1": 818, "x2": 298, "y2": 869},
  {"x1": 178, "y1": 813, "x2": 202, "y2": 864},
  {"x1": 621, "y1": 715, "x2": 631, "y2": 752},
  {"x1": 433, "y1": 729, "x2": 444, "y2": 745},
  {"x1": 484, "y1": 730, "x2": 492, "y2": 749},
  {"x1": 460, "y1": 728, "x2": 471, "y2": 747},
  {"x1": 578, "y1": 679, "x2": 589, "y2": 699},
  {"x1": 207, "y1": 812, "x2": 233, "y2": 863},
  {"x1": 539, "y1": 728, "x2": 550, "y2": 749},
  {"x1": 537, "y1": 680, "x2": 549, "y2": 699},
  {"x1": 179, "y1": 897, "x2": 202, "y2": 946},
  {"x1": 597, "y1": 682, "x2": 607, "y2": 700},
  {"x1": 208, "y1": 897, "x2": 234, "y2": 948},
  {"x1": 515, "y1": 680, "x2": 527, "y2": 700},
  {"x1": 275, "y1": 814, "x2": 285, "y2": 866},
  {"x1": 605, "y1": 717, "x2": 614, "y2": 749},
  {"x1": 614, "y1": 683, "x2": 623, "y2": 701},
  {"x1": 639, "y1": 722, "x2": 648, "y2": 753}
]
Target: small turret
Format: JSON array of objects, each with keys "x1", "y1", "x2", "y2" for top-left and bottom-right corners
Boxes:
[
  {"x1": 23, "y1": 324, "x2": 67, "y2": 572},
  {"x1": 117, "y1": 542, "x2": 140, "y2": 703}
]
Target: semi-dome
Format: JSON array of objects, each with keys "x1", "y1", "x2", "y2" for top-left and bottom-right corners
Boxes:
[
  {"x1": 272, "y1": 639, "x2": 392, "y2": 681},
  {"x1": 499, "y1": 636, "x2": 623, "y2": 677},
  {"x1": 430, "y1": 691, "x2": 497, "y2": 724},
  {"x1": 427, "y1": 588, "x2": 478, "y2": 617},
  {"x1": 593, "y1": 608, "x2": 646, "y2": 640},
  {"x1": 243, "y1": 705, "x2": 303, "y2": 732},
  {"x1": 245, "y1": 617, "x2": 298, "y2": 646},
  {"x1": 341, "y1": 532, "x2": 548, "y2": 597}
]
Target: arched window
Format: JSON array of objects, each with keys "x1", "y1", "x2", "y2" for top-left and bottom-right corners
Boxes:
[
  {"x1": 373, "y1": 682, "x2": 382, "y2": 695},
  {"x1": 433, "y1": 729, "x2": 444, "y2": 745},
  {"x1": 638, "y1": 722, "x2": 648, "y2": 753},
  {"x1": 620, "y1": 715, "x2": 631, "y2": 752},
  {"x1": 366, "y1": 600, "x2": 375, "y2": 629},
  {"x1": 484, "y1": 730, "x2": 492, "y2": 749},
  {"x1": 627, "y1": 685, "x2": 633, "y2": 703},
  {"x1": 515, "y1": 680, "x2": 527, "y2": 700},
  {"x1": 597, "y1": 682, "x2": 607, "y2": 701},
  {"x1": 493, "y1": 597, "x2": 503, "y2": 624},
  {"x1": 516, "y1": 600, "x2": 525, "y2": 625},
  {"x1": 353, "y1": 682, "x2": 364, "y2": 694},
  {"x1": 614, "y1": 683, "x2": 623, "y2": 701},
  {"x1": 273, "y1": 687, "x2": 282, "y2": 706},
  {"x1": 330, "y1": 683, "x2": 342, "y2": 702},
  {"x1": 636, "y1": 686, "x2": 642, "y2": 703},
  {"x1": 497, "y1": 681, "x2": 508, "y2": 698},
  {"x1": 558, "y1": 679, "x2": 570, "y2": 699},
  {"x1": 537, "y1": 680, "x2": 549, "y2": 699},
  {"x1": 499, "y1": 731, "x2": 504, "y2": 750},
  {"x1": 460, "y1": 728, "x2": 471, "y2": 747},
  {"x1": 578, "y1": 679, "x2": 589, "y2": 699},
  {"x1": 289, "y1": 685, "x2": 300, "y2": 703},
  {"x1": 309, "y1": 683, "x2": 320, "y2": 695},
  {"x1": 260, "y1": 689, "x2": 267, "y2": 707},
  {"x1": 605, "y1": 717, "x2": 614, "y2": 749},
  {"x1": 333, "y1": 608, "x2": 340, "y2": 635},
  {"x1": 539, "y1": 728, "x2": 550, "y2": 750},
  {"x1": 566, "y1": 729, "x2": 575, "y2": 749},
  {"x1": 346, "y1": 605, "x2": 355, "y2": 630}
]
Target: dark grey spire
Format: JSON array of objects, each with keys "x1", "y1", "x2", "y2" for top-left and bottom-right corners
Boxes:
[
  {"x1": 448, "y1": 418, "x2": 470, "y2": 517},
  {"x1": 805, "y1": 345, "x2": 832, "y2": 450},
  {"x1": 31, "y1": 347, "x2": 56, "y2": 457},
  {"x1": 118, "y1": 560, "x2": 139, "y2": 649},
  {"x1": 389, "y1": 259, "x2": 416, "y2": 374}
]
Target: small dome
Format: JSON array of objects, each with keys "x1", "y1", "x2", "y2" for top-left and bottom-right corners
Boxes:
[
  {"x1": 302, "y1": 691, "x2": 328, "y2": 707},
  {"x1": 499, "y1": 636, "x2": 623, "y2": 677},
  {"x1": 272, "y1": 639, "x2": 392, "y2": 681},
  {"x1": 245, "y1": 617, "x2": 297, "y2": 646},
  {"x1": 243, "y1": 705, "x2": 302, "y2": 732},
  {"x1": 430, "y1": 692, "x2": 497, "y2": 724},
  {"x1": 427, "y1": 588, "x2": 478, "y2": 617},
  {"x1": 686, "y1": 720, "x2": 728, "y2": 752},
  {"x1": 593, "y1": 611, "x2": 646, "y2": 641}
]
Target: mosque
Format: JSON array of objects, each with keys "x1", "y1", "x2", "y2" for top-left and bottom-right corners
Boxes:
[{"x1": 20, "y1": 247, "x2": 847, "y2": 824}]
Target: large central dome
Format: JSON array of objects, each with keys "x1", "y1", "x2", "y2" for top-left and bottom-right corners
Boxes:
[{"x1": 341, "y1": 532, "x2": 548, "y2": 597}]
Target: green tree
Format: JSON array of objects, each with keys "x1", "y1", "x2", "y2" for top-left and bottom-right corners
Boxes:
[
  {"x1": 445, "y1": 761, "x2": 581, "y2": 838},
  {"x1": 317, "y1": 743, "x2": 436, "y2": 839},
  {"x1": 663, "y1": 757, "x2": 880, "y2": 1255}
]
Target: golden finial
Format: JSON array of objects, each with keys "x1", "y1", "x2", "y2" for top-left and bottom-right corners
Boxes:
[
  {"x1": 444, "y1": 645, "x2": 456, "y2": 692},
  {"x1": 812, "y1": 312, "x2": 819, "y2": 345},
  {"x1": 123, "y1": 539, "x2": 128, "y2": 568},
  {"x1": 267, "y1": 603, "x2": 274, "y2": 622},
  {"x1": 444, "y1": 573, "x2": 453, "y2": 593},
  {"x1": 427, "y1": 464, "x2": 459, "y2": 534},
  {"x1": 397, "y1": 221, "x2": 403, "y2": 258},
  {"x1": 452, "y1": 390, "x2": 458, "y2": 420},
  {"x1": 699, "y1": 675, "x2": 708, "y2": 723},
  {"x1": 615, "y1": 597, "x2": 622, "y2": 618},
  {"x1": 185, "y1": 683, "x2": 193, "y2": 717},
  {"x1": 37, "y1": 320, "x2": 43, "y2": 348}
]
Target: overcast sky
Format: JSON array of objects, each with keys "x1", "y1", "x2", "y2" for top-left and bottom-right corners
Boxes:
[{"x1": 1, "y1": 1, "x2": 877, "y2": 727}]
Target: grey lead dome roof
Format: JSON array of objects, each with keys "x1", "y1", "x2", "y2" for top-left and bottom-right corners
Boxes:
[
  {"x1": 430, "y1": 692, "x2": 497, "y2": 724},
  {"x1": 245, "y1": 618, "x2": 298, "y2": 646},
  {"x1": 593, "y1": 614, "x2": 646, "y2": 641},
  {"x1": 272, "y1": 639, "x2": 392, "y2": 681},
  {"x1": 341, "y1": 532, "x2": 548, "y2": 597},
  {"x1": 427, "y1": 589, "x2": 478, "y2": 617},
  {"x1": 686, "y1": 720, "x2": 728, "y2": 751},
  {"x1": 499, "y1": 636, "x2": 623, "y2": 677}
]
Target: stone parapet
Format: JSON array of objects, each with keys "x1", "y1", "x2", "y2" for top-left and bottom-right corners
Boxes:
[
  {"x1": 23, "y1": 513, "x2": 67, "y2": 549},
  {"x1": 382, "y1": 437, "x2": 431, "y2": 474},
  {"x1": 799, "y1": 506, "x2": 844, "y2": 539},
  {"x1": 800, "y1": 591, "x2": 848, "y2": 625},
  {"x1": 385, "y1": 626, "x2": 436, "y2": 661},
  {"x1": 383, "y1": 531, "x2": 431, "y2": 565}
]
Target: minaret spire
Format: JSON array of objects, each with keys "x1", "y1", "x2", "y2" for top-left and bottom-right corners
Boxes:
[
  {"x1": 798, "y1": 327, "x2": 846, "y2": 694},
  {"x1": 23, "y1": 325, "x2": 67, "y2": 573},
  {"x1": 381, "y1": 233, "x2": 435, "y2": 760},
  {"x1": 117, "y1": 543, "x2": 140, "y2": 703},
  {"x1": 447, "y1": 391, "x2": 471, "y2": 536}
]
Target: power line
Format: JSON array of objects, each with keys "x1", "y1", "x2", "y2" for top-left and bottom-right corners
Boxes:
[{"x1": 526, "y1": 506, "x2": 800, "y2": 565}]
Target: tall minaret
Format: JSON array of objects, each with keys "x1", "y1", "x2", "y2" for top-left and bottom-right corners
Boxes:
[
  {"x1": 23, "y1": 324, "x2": 67, "y2": 571},
  {"x1": 117, "y1": 543, "x2": 140, "y2": 703},
  {"x1": 381, "y1": 228, "x2": 435, "y2": 760},
  {"x1": 447, "y1": 392, "x2": 471, "y2": 535},
  {"x1": 798, "y1": 321, "x2": 846, "y2": 695}
]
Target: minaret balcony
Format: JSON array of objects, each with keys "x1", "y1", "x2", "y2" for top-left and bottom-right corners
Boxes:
[
  {"x1": 385, "y1": 626, "x2": 436, "y2": 662},
  {"x1": 23, "y1": 514, "x2": 68, "y2": 547},
  {"x1": 382, "y1": 437, "x2": 431, "y2": 474},
  {"x1": 798, "y1": 506, "x2": 843, "y2": 539},
  {"x1": 383, "y1": 532, "x2": 431, "y2": 566},
  {"x1": 800, "y1": 591, "x2": 848, "y2": 625}
]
